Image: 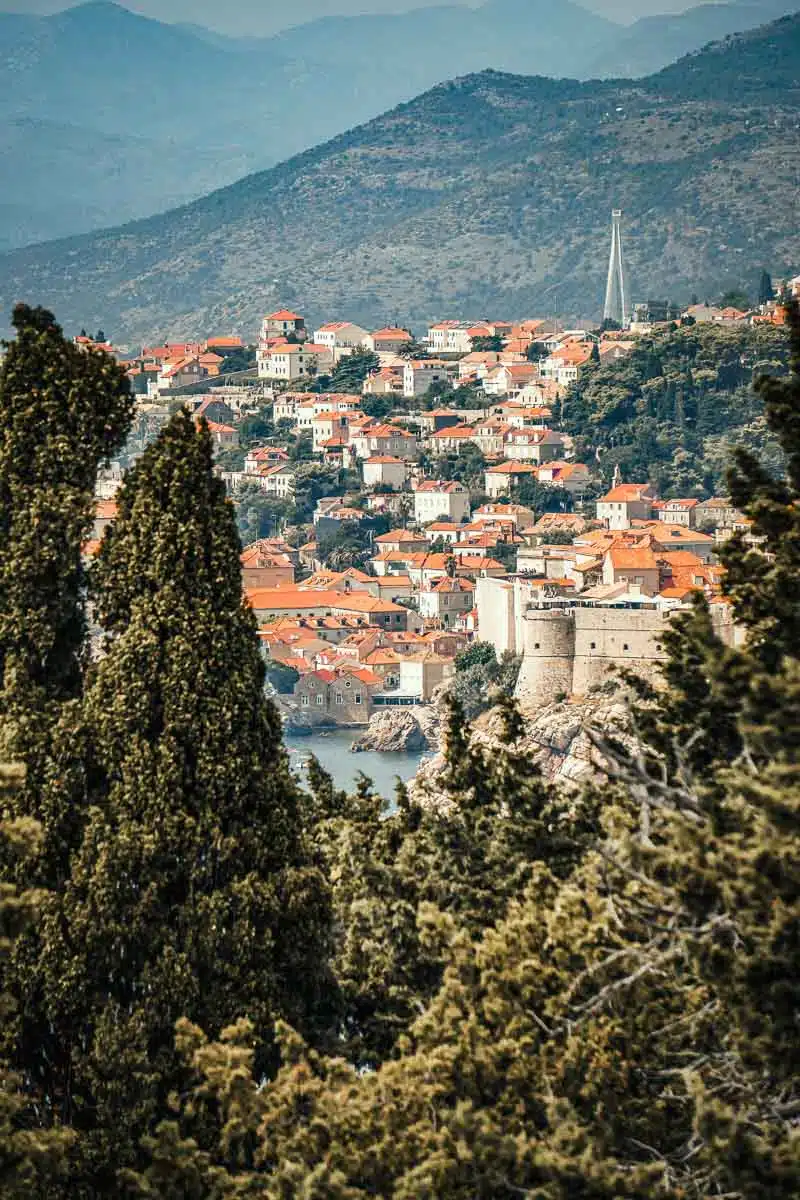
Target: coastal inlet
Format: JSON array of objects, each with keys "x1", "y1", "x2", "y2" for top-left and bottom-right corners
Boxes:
[{"x1": 283, "y1": 707, "x2": 439, "y2": 797}]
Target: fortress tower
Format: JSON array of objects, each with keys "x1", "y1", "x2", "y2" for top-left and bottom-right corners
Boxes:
[
  {"x1": 515, "y1": 609, "x2": 576, "y2": 708},
  {"x1": 603, "y1": 209, "x2": 627, "y2": 327}
]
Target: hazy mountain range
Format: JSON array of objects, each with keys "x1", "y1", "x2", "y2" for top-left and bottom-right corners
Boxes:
[
  {"x1": 0, "y1": 0, "x2": 796, "y2": 249},
  {"x1": 1, "y1": 11, "x2": 797, "y2": 344}
]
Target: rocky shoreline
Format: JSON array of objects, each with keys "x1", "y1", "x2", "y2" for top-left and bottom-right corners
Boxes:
[
  {"x1": 409, "y1": 689, "x2": 633, "y2": 808},
  {"x1": 350, "y1": 706, "x2": 440, "y2": 754},
  {"x1": 278, "y1": 686, "x2": 634, "y2": 805}
]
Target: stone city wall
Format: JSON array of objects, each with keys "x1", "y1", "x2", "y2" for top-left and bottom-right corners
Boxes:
[{"x1": 515, "y1": 607, "x2": 669, "y2": 707}]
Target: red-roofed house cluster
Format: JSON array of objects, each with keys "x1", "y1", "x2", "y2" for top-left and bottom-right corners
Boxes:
[{"x1": 85, "y1": 301, "x2": 769, "y2": 721}]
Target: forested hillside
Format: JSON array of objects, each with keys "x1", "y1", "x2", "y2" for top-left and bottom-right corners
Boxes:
[
  {"x1": 562, "y1": 320, "x2": 791, "y2": 495},
  {"x1": 0, "y1": 12, "x2": 797, "y2": 342}
]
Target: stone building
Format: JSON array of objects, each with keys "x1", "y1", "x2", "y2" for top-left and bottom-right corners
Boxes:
[
  {"x1": 475, "y1": 576, "x2": 740, "y2": 708},
  {"x1": 293, "y1": 666, "x2": 379, "y2": 725}
]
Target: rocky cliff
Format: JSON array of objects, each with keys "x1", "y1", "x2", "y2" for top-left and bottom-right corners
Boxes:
[{"x1": 409, "y1": 689, "x2": 633, "y2": 809}]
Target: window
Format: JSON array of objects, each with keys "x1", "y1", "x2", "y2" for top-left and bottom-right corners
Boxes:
[
  {"x1": 344, "y1": 678, "x2": 352, "y2": 688},
  {"x1": 301, "y1": 694, "x2": 310, "y2": 707},
  {"x1": 534, "y1": 642, "x2": 540, "y2": 649},
  {"x1": 623, "y1": 643, "x2": 629, "y2": 651},
  {"x1": 335, "y1": 693, "x2": 343, "y2": 705},
  {"x1": 316, "y1": 694, "x2": 324, "y2": 706},
  {"x1": 590, "y1": 642, "x2": 596, "y2": 650},
  {"x1": 354, "y1": 693, "x2": 362, "y2": 704}
]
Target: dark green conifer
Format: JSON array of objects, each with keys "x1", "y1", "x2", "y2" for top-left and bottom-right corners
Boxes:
[
  {"x1": 0, "y1": 763, "x2": 75, "y2": 1196},
  {"x1": 13, "y1": 412, "x2": 334, "y2": 1191},
  {"x1": 0, "y1": 304, "x2": 132, "y2": 713},
  {"x1": 0, "y1": 304, "x2": 133, "y2": 889},
  {"x1": 308, "y1": 694, "x2": 599, "y2": 1065}
]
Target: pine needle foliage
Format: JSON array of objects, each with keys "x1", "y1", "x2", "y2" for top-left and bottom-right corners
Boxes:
[
  {"x1": 0, "y1": 303, "x2": 132, "y2": 712},
  {"x1": 0, "y1": 763, "x2": 74, "y2": 1197},
  {"x1": 307, "y1": 691, "x2": 600, "y2": 1065},
  {"x1": 9, "y1": 412, "x2": 334, "y2": 1193},
  {"x1": 0, "y1": 304, "x2": 134, "y2": 888}
]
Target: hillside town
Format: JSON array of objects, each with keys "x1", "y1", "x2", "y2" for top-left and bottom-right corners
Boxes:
[{"x1": 85, "y1": 280, "x2": 798, "y2": 732}]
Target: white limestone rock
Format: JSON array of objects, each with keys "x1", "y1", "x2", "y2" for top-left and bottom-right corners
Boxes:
[
  {"x1": 350, "y1": 708, "x2": 431, "y2": 754},
  {"x1": 408, "y1": 689, "x2": 635, "y2": 809}
]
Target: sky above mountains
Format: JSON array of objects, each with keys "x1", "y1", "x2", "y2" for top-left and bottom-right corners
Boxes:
[{"x1": 0, "y1": 0, "x2": 718, "y2": 35}]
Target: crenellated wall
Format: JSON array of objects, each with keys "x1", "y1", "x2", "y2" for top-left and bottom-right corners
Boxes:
[
  {"x1": 572, "y1": 608, "x2": 669, "y2": 695},
  {"x1": 475, "y1": 576, "x2": 743, "y2": 710}
]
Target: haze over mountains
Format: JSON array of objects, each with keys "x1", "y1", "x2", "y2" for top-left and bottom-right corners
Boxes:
[
  {"x1": 1, "y1": 11, "x2": 797, "y2": 344},
  {"x1": 0, "y1": 0, "x2": 796, "y2": 249}
]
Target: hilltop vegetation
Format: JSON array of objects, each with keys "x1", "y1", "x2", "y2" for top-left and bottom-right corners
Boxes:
[
  {"x1": 562, "y1": 320, "x2": 791, "y2": 495},
  {"x1": 0, "y1": 12, "x2": 798, "y2": 342}
]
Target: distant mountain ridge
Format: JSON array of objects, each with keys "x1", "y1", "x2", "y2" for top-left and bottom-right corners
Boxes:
[
  {"x1": 2, "y1": 10, "x2": 797, "y2": 345},
  {"x1": 584, "y1": 0, "x2": 797, "y2": 76},
  {"x1": 0, "y1": 0, "x2": 796, "y2": 249}
]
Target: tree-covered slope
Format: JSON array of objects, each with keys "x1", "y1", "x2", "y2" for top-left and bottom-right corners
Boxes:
[
  {"x1": 0, "y1": 119, "x2": 259, "y2": 252},
  {"x1": 0, "y1": 11, "x2": 798, "y2": 344},
  {"x1": 561, "y1": 320, "x2": 792, "y2": 496}
]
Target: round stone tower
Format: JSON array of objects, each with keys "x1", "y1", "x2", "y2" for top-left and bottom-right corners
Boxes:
[{"x1": 514, "y1": 609, "x2": 576, "y2": 708}]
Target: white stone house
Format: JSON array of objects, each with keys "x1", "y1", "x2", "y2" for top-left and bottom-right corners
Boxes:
[
  {"x1": 484, "y1": 461, "x2": 538, "y2": 499},
  {"x1": 350, "y1": 424, "x2": 419, "y2": 460},
  {"x1": 258, "y1": 464, "x2": 296, "y2": 498},
  {"x1": 260, "y1": 310, "x2": 306, "y2": 340},
  {"x1": 258, "y1": 343, "x2": 333, "y2": 380},
  {"x1": 413, "y1": 480, "x2": 471, "y2": 524},
  {"x1": 502, "y1": 428, "x2": 565, "y2": 464},
  {"x1": 366, "y1": 327, "x2": 413, "y2": 354},
  {"x1": 313, "y1": 322, "x2": 371, "y2": 362},
  {"x1": 403, "y1": 361, "x2": 453, "y2": 398},
  {"x1": 418, "y1": 577, "x2": 475, "y2": 625},
  {"x1": 312, "y1": 411, "x2": 352, "y2": 451},
  {"x1": 654, "y1": 498, "x2": 698, "y2": 528},
  {"x1": 596, "y1": 485, "x2": 655, "y2": 531},
  {"x1": 362, "y1": 455, "x2": 408, "y2": 491},
  {"x1": 398, "y1": 654, "x2": 456, "y2": 700}
]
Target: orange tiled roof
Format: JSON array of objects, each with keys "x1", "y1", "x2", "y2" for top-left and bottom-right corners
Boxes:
[
  {"x1": 599, "y1": 484, "x2": 653, "y2": 503},
  {"x1": 431, "y1": 577, "x2": 474, "y2": 593},
  {"x1": 486, "y1": 461, "x2": 539, "y2": 475},
  {"x1": 247, "y1": 587, "x2": 405, "y2": 615},
  {"x1": 374, "y1": 529, "x2": 426, "y2": 543},
  {"x1": 607, "y1": 546, "x2": 659, "y2": 570}
]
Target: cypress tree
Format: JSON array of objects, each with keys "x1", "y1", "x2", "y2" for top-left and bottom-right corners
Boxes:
[
  {"x1": 307, "y1": 694, "x2": 599, "y2": 1066},
  {"x1": 0, "y1": 303, "x2": 132, "y2": 714},
  {"x1": 0, "y1": 304, "x2": 133, "y2": 886},
  {"x1": 0, "y1": 763, "x2": 75, "y2": 1197},
  {"x1": 13, "y1": 412, "x2": 334, "y2": 1191}
]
